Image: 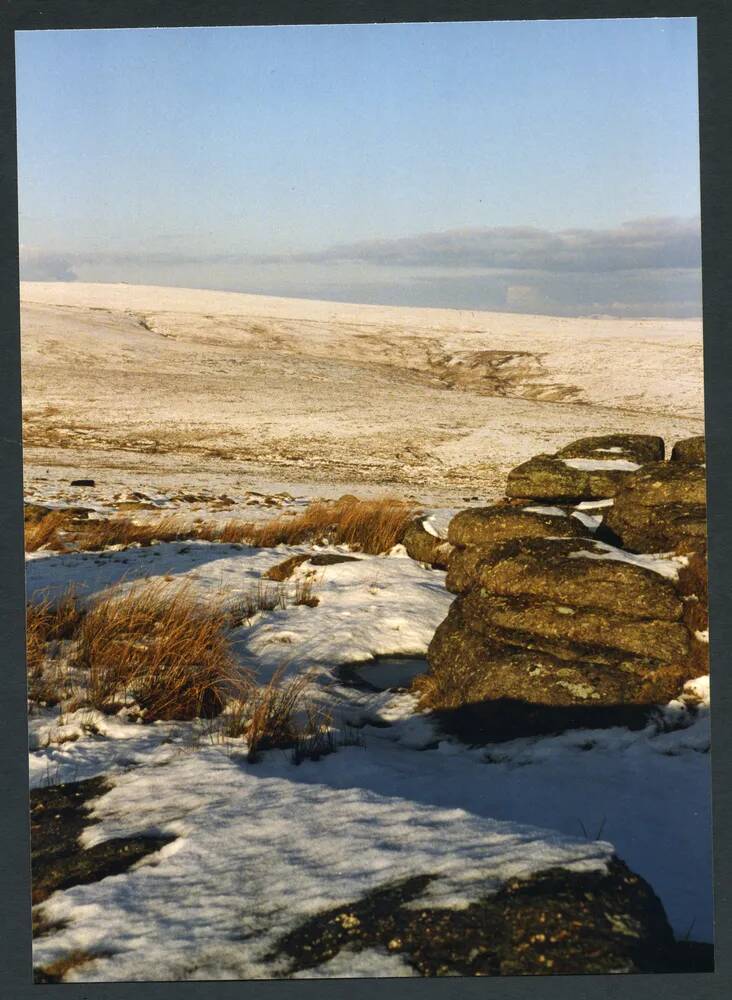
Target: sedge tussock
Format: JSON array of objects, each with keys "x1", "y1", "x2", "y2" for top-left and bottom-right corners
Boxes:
[{"x1": 71, "y1": 581, "x2": 251, "y2": 721}]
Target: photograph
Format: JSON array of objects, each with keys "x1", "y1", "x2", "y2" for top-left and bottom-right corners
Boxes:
[{"x1": 16, "y1": 16, "x2": 713, "y2": 982}]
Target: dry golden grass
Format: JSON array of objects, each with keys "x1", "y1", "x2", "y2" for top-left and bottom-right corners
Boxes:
[
  {"x1": 24, "y1": 496, "x2": 417, "y2": 556},
  {"x1": 292, "y1": 576, "x2": 319, "y2": 608},
  {"x1": 214, "y1": 496, "x2": 417, "y2": 554},
  {"x1": 24, "y1": 510, "x2": 191, "y2": 553},
  {"x1": 229, "y1": 580, "x2": 288, "y2": 623},
  {"x1": 25, "y1": 510, "x2": 71, "y2": 552},
  {"x1": 72, "y1": 581, "x2": 251, "y2": 720},
  {"x1": 223, "y1": 666, "x2": 333, "y2": 762},
  {"x1": 228, "y1": 576, "x2": 319, "y2": 625},
  {"x1": 26, "y1": 589, "x2": 86, "y2": 705},
  {"x1": 73, "y1": 514, "x2": 188, "y2": 551}
]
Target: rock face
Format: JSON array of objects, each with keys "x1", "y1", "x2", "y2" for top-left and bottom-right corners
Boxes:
[
  {"x1": 506, "y1": 454, "x2": 637, "y2": 502},
  {"x1": 275, "y1": 858, "x2": 688, "y2": 977},
  {"x1": 604, "y1": 461, "x2": 707, "y2": 553},
  {"x1": 445, "y1": 506, "x2": 589, "y2": 594},
  {"x1": 557, "y1": 433, "x2": 665, "y2": 464},
  {"x1": 447, "y1": 505, "x2": 587, "y2": 547},
  {"x1": 418, "y1": 433, "x2": 708, "y2": 741},
  {"x1": 402, "y1": 518, "x2": 454, "y2": 569},
  {"x1": 506, "y1": 434, "x2": 665, "y2": 503},
  {"x1": 671, "y1": 435, "x2": 705, "y2": 464},
  {"x1": 474, "y1": 537, "x2": 683, "y2": 619}
]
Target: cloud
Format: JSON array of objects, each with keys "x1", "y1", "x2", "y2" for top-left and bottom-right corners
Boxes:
[
  {"x1": 21, "y1": 217, "x2": 702, "y2": 317},
  {"x1": 19, "y1": 247, "x2": 78, "y2": 282},
  {"x1": 256, "y1": 216, "x2": 701, "y2": 273}
]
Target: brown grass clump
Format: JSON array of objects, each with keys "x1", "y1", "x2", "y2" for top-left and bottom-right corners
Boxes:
[
  {"x1": 228, "y1": 576, "x2": 319, "y2": 625},
  {"x1": 24, "y1": 510, "x2": 191, "y2": 553},
  {"x1": 74, "y1": 515, "x2": 188, "y2": 551},
  {"x1": 24, "y1": 496, "x2": 416, "y2": 556},
  {"x1": 293, "y1": 576, "x2": 319, "y2": 608},
  {"x1": 225, "y1": 666, "x2": 306, "y2": 759},
  {"x1": 25, "y1": 510, "x2": 71, "y2": 552},
  {"x1": 72, "y1": 581, "x2": 250, "y2": 720},
  {"x1": 229, "y1": 580, "x2": 289, "y2": 623},
  {"x1": 26, "y1": 589, "x2": 86, "y2": 705},
  {"x1": 224, "y1": 666, "x2": 331, "y2": 762},
  {"x1": 215, "y1": 497, "x2": 418, "y2": 554}
]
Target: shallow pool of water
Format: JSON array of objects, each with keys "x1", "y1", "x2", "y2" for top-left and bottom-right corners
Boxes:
[{"x1": 349, "y1": 656, "x2": 428, "y2": 691}]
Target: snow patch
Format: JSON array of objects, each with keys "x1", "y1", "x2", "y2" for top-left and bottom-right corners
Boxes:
[
  {"x1": 523, "y1": 505, "x2": 566, "y2": 517},
  {"x1": 562, "y1": 458, "x2": 640, "y2": 472},
  {"x1": 575, "y1": 498, "x2": 614, "y2": 510},
  {"x1": 569, "y1": 541, "x2": 688, "y2": 580}
]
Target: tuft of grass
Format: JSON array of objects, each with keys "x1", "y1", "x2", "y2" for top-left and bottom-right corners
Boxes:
[
  {"x1": 223, "y1": 666, "x2": 314, "y2": 762},
  {"x1": 229, "y1": 581, "x2": 288, "y2": 624},
  {"x1": 212, "y1": 497, "x2": 418, "y2": 554},
  {"x1": 73, "y1": 514, "x2": 188, "y2": 551},
  {"x1": 71, "y1": 581, "x2": 251, "y2": 721},
  {"x1": 228, "y1": 576, "x2": 319, "y2": 626},
  {"x1": 24, "y1": 496, "x2": 417, "y2": 556},
  {"x1": 26, "y1": 588, "x2": 86, "y2": 705},
  {"x1": 293, "y1": 576, "x2": 319, "y2": 608},
  {"x1": 290, "y1": 702, "x2": 336, "y2": 764},
  {"x1": 25, "y1": 510, "x2": 71, "y2": 552},
  {"x1": 24, "y1": 510, "x2": 191, "y2": 553}
]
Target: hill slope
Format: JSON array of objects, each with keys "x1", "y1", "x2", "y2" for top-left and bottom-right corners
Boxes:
[{"x1": 20, "y1": 282, "x2": 704, "y2": 502}]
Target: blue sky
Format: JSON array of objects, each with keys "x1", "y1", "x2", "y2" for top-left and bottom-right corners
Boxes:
[{"x1": 15, "y1": 18, "x2": 701, "y2": 316}]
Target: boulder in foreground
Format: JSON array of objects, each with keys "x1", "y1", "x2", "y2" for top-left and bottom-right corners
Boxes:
[
  {"x1": 276, "y1": 857, "x2": 690, "y2": 976},
  {"x1": 474, "y1": 537, "x2": 684, "y2": 621}
]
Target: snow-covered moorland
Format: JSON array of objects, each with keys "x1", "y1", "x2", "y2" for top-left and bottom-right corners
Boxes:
[{"x1": 22, "y1": 284, "x2": 710, "y2": 981}]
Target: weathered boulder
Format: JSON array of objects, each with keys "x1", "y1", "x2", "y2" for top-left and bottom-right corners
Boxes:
[
  {"x1": 275, "y1": 858, "x2": 685, "y2": 977},
  {"x1": 604, "y1": 500, "x2": 707, "y2": 553},
  {"x1": 506, "y1": 454, "x2": 640, "y2": 502},
  {"x1": 474, "y1": 537, "x2": 684, "y2": 621},
  {"x1": 457, "y1": 591, "x2": 690, "y2": 666},
  {"x1": 447, "y1": 544, "x2": 497, "y2": 594},
  {"x1": 427, "y1": 433, "x2": 707, "y2": 742},
  {"x1": 612, "y1": 461, "x2": 706, "y2": 507},
  {"x1": 604, "y1": 462, "x2": 707, "y2": 552},
  {"x1": 557, "y1": 433, "x2": 665, "y2": 465},
  {"x1": 403, "y1": 519, "x2": 454, "y2": 569},
  {"x1": 447, "y1": 505, "x2": 588, "y2": 547},
  {"x1": 676, "y1": 546, "x2": 709, "y2": 674},
  {"x1": 671, "y1": 435, "x2": 705, "y2": 464},
  {"x1": 421, "y1": 615, "x2": 689, "y2": 726}
]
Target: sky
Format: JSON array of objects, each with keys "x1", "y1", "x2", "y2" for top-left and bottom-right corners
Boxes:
[{"x1": 15, "y1": 18, "x2": 702, "y2": 317}]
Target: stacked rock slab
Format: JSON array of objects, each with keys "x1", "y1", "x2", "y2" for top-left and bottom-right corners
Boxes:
[
  {"x1": 422, "y1": 434, "x2": 707, "y2": 741},
  {"x1": 506, "y1": 434, "x2": 664, "y2": 502},
  {"x1": 604, "y1": 435, "x2": 708, "y2": 675}
]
